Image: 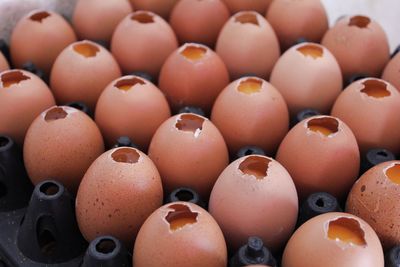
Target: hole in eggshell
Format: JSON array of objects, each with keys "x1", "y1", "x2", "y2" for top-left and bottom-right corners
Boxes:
[
  {"x1": 165, "y1": 204, "x2": 198, "y2": 231},
  {"x1": 1, "y1": 71, "x2": 30, "y2": 88},
  {"x1": 175, "y1": 114, "x2": 204, "y2": 136},
  {"x1": 239, "y1": 156, "x2": 271, "y2": 180},
  {"x1": 361, "y1": 79, "x2": 391, "y2": 98},
  {"x1": 95, "y1": 238, "x2": 116, "y2": 254},
  {"x1": 181, "y1": 45, "x2": 207, "y2": 61},
  {"x1": 237, "y1": 78, "x2": 262, "y2": 94},
  {"x1": 44, "y1": 107, "x2": 67, "y2": 122},
  {"x1": 131, "y1": 12, "x2": 154, "y2": 23},
  {"x1": 111, "y1": 148, "x2": 140, "y2": 164},
  {"x1": 73, "y1": 42, "x2": 100, "y2": 58},
  {"x1": 114, "y1": 77, "x2": 145, "y2": 91},
  {"x1": 235, "y1": 12, "x2": 259, "y2": 26},
  {"x1": 349, "y1": 15, "x2": 371, "y2": 28},
  {"x1": 307, "y1": 117, "x2": 338, "y2": 137},
  {"x1": 327, "y1": 217, "x2": 366, "y2": 246},
  {"x1": 30, "y1": 11, "x2": 51, "y2": 22},
  {"x1": 385, "y1": 164, "x2": 400, "y2": 185},
  {"x1": 297, "y1": 44, "x2": 324, "y2": 59}
]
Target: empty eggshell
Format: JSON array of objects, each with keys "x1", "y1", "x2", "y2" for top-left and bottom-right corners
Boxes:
[
  {"x1": 282, "y1": 212, "x2": 384, "y2": 267},
  {"x1": 209, "y1": 155, "x2": 298, "y2": 251},
  {"x1": 0, "y1": 52, "x2": 9, "y2": 72},
  {"x1": 382, "y1": 52, "x2": 400, "y2": 92},
  {"x1": 222, "y1": 0, "x2": 272, "y2": 14},
  {"x1": 129, "y1": 0, "x2": 178, "y2": 19}
]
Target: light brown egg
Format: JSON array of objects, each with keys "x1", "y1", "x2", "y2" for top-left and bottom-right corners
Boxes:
[
  {"x1": 95, "y1": 75, "x2": 171, "y2": 150},
  {"x1": 159, "y1": 43, "x2": 229, "y2": 113},
  {"x1": 0, "y1": 70, "x2": 55, "y2": 144},
  {"x1": 222, "y1": 0, "x2": 272, "y2": 14},
  {"x1": 276, "y1": 116, "x2": 359, "y2": 200},
  {"x1": 346, "y1": 161, "x2": 400, "y2": 250},
  {"x1": 73, "y1": 0, "x2": 133, "y2": 44},
  {"x1": 76, "y1": 147, "x2": 163, "y2": 246},
  {"x1": 382, "y1": 53, "x2": 400, "y2": 92},
  {"x1": 209, "y1": 155, "x2": 298, "y2": 251},
  {"x1": 216, "y1": 11, "x2": 280, "y2": 80},
  {"x1": 10, "y1": 10, "x2": 77, "y2": 75},
  {"x1": 111, "y1": 11, "x2": 178, "y2": 77},
  {"x1": 211, "y1": 77, "x2": 289, "y2": 155},
  {"x1": 322, "y1": 15, "x2": 390, "y2": 81},
  {"x1": 331, "y1": 78, "x2": 400, "y2": 154},
  {"x1": 129, "y1": 0, "x2": 178, "y2": 19},
  {"x1": 148, "y1": 113, "x2": 229, "y2": 198},
  {"x1": 133, "y1": 202, "x2": 227, "y2": 267},
  {"x1": 169, "y1": 0, "x2": 230, "y2": 47},
  {"x1": 0, "y1": 52, "x2": 9, "y2": 72},
  {"x1": 282, "y1": 212, "x2": 384, "y2": 267},
  {"x1": 50, "y1": 40, "x2": 121, "y2": 111},
  {"x1": 24, "y1": 106, "x2": 104, "y2": 192},
  {"x1": 266, "y1": 0, "x2": 328, "y2": 51}
]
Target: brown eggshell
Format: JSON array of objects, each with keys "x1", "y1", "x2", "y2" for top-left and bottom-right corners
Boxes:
[
  {"x1": 159, "y1": 43, "x2": 229, "y2": 112},
  {"x1": 331, "y1": 78, "x2": 400, "y2": 154},
  {"x1": 276, "y1": 116, "x2": 359, "y2": 200},
  {"x1": 216, "y1": 11, "x2": 280, "y2": 80},
  {"x1": 282, "y1": 212, "x2": 384, "y2": 267},
  {"x1": 50, "y1": 40, "x2": 121, "y2": 110},
  {"x1": 270, "y1": 43, "x2": 342, "y2": 116},
  {"x1": 266, "y1": 0, "x2": 328, "y2": 51},
  {"x1": 208, "y1": 155, "x2": 298, "y2": 251},
  {"x1": 169, "y1": 0, "x2": 230, "y2": 47},
  {"x1": 73, "y1": 0, "x2": 133, "y2": 43},
  {"x1": 148, "y1": 113, "x2": 229, "y2": 198},
  {"x1": 111, "y1": 11, "x2": 178, "y2": 77},
  {"x1": 133, "y1": 202, "x2": 227, "y2": 267},
  {"x1": 24, "y1": 106, "x2": 104, "y2": 192},
  {"x1": 0, "y1": 69, "x2": 55, "y2": 144},
  {"x1": 211, "y1": 77, "x2": 289, "y2": 155},
  {"x1": 10, "y1": 10, "x2": 77, "y2": 75},
  {"x1": 129, "y1": 0, "x2": 178, "y2": 19},
  {"x1": 222, "y1": 0, "x2": 272, "y2": 14},
  {"x1": 76, "y1": 147, "x2": 163, "y2": 246},
  {"x1": 382, "y1": 53, "x2": 400, "y2": 92},
  {"x1": 0, "y1": 52, "x2": 9, "y2": 72},
  {"x1": 95, "y1": 75, "x2": 171, "y2": 149},
  {"x1": 346, "y1": 161, "x2": 400, "y2": 250},
  {"x1": 322, "y1": 15, "x2": 390, "y2": 81}
]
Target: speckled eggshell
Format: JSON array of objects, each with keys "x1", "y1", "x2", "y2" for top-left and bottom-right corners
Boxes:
[
  {"x1": 50, "y1": 40, "x2": 121, "y2": 110},
  {"x1": 222, "y1": 0, "x2": 272, "y2": 14},
  {"x1": 0, "y1": 69, "x2": 55, "y2": 144},
  {"x1": 76, "y1": 147, "x2": 163, "y2": 246},
  {"x1": 0, "y1": 52, "x2": 9, "y2": 72},
  {"x1": 216, "y1": 11, "x2": 280, "y2": 80},
  {"x1": 346, "y1": 161, "x2": 400, "y2": 250},
  {"x1": 276, "y1": 116, "x2": 359, "y2": 200},
  {"x1": 382, "y1": 53, "x2": 400, "y2": 92},
  {"x1": 208, "y1": 155, "x2": 298, "y2": 251},
  {"x1": 95, "y1": 75, "x2": 171, "y2": 150},
  {"x1": 331, "y1": 78, "x2": 400, "y2": 154},
  {"x1": 211, "y1": 76, "x2": 289, "y2": 155},
  {"x1": 270, "y1": 43, "x2": 342, "y2": 116},
  {"x1": 10, "y1": 10, "x2": 77, "y2": 75},
  {"x1": 129, "y1": 0, "x2": 178, "y2": 19},
  {"x1": 282, "y1": 212, "x2": 384, "y2": 267},
  {"x1": 24, "y1": 106, "x2": 104, "y2": 192},
  {"x1": 133, "y1": 202, "x2": 227, "y2": 267}
]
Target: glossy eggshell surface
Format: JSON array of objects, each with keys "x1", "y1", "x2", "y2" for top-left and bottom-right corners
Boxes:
[
  {"x1": 133, "y1": 202, "x2": 227, "y2": 267},
  {"x1": 222, "y1": 0, "x2": 272, "y2": 14},
  {"x1": 382, "y1": 53, "x2": 400, "y2": 92},
  {"x1": 209, "y1": 155, "x2": 298, "y2": 251},
  {"x1": 129, "y1": 0, "x2": 178, "y2": 19},
  {"x1": 76, "y1": 147, "x2": 163, "y2": 246},
  {"x1": 282, "y1": 212, "x2": 384, "y2": 267},
  {"x1": 0, "y1": 52, "x2": 9, "y2": 72}
]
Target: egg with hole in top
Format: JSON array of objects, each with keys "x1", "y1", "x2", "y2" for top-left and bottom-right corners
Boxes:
[
  {"x1": 0, "y1": 52, "x2": 9, "y2": 72},
  {"x1": 222, "y1": 0, "x2": 272, "y2": 15},
  {"x1": 382, "y1": 52, "x2": 400, "y2": 92},
  {"x1": 129, "y1": 0, "x2": 178, "y2": 19}
]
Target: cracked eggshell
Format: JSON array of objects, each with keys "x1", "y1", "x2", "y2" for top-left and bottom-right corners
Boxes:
[
  {"x1": 282, "y1": 212, "x2": 384, "y2": 267},
  {"x1": 331, "y1": 78, "x2": 400, "y2": 154},
  {"x1": 346, "y1": 161, "x2": 400, "y2": 250},
  {"x1": 0, "y1": 52, "x2": 9, "y2": 72},
  {"x1": 222, "y1": 0, "x2": 272, "y2": 15},
  {"x1": 76, "y1": 147, "x2": 163, "y2": 246},
  {"x1": 208, "y1": 155, "x2": 298, "y2": 251},
  {"x1": 133, "y1": 202, "x2": 227, "y2": 267},
  {"x1": 129, "y1": 0, "x2": 178, "y2": 19},
  {"x1": 382, "y1": 53, "x2": 400, "y2": 92},
  {"x1": 276, "y1": 115, "x2": 359, "y2": 200}
]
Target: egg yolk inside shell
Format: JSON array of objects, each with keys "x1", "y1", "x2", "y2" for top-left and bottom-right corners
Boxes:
[
  {"x1": 349, "y1": 15, "x2": 371, "y2": 28},
  {"x1": 111, "y1": 148, "x2": 140, "y2": 164},
  {"x1": 239, "y1": 156, "x2": 271, "y2": 180},
  {"x1": 385, "y1": 164, "x2": 400, "y2": 184},
  {"x1": 44, "y1": 107, "x2": 67, "y2": 122},
  {"x1": 114, "y1": 77, "x2": 145, "y2": 91},
  {"x1": 181, "y1": 45, "x2": 207, "y2": 61},
  {"x1": 175, "y1": 114, "x2": 204, "y2": 135},
  {"x1": 73, "y1": 43, "x2": 100, "y2": 58},
  {"x1": 327, "y1": 217, "x2": 366, "y2": 246},
  {"x1": 361, "y1": 79, "x2": 391, "y2": 98},
  {"x1": 165, "y1": 204, "x2": 198, "y2": 231},
  {"x1": 297, "y1": 44, "x2": 323, "y2": 59},
  {"x1": 131, "y1": 12, "x2": 154, "y2": 24},
  {"x1": 237, "y1": 78, "x2": 262, "y2": 94},
  {"x1": 307, "y1": 117, "x2": 339, "y2": 136},
  {"x1": 235, "y1": 12, "x2": 259, "y2": 26},
  {"x1": 1, "y1": 71, "x2": 30, "y2": 88},
  {"x1": 30, "y1": 11, "x2": 51, "y2": 23}
]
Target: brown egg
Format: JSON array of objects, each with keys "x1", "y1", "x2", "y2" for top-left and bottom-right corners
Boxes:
[
  {"x1": 0, "y1": 69, "x2": 55, "y2": 144},
  {"x1": 159, "y1": 43, "x2": 229, "y2": 112},
  {"x1": 76, "y1": 147, "x2": 163, "y2": 246},
  {"x1": 169, "y1": 0, "x2": 230, "y2": 47},
  {"x1": 0, "y1": 52, "x2": 9, "y2": 72},
  {"x1": 382, "y1": 53, "x2": 400, "y2": 92},
  {"x1": 276, "y1": 116, "x2": 359, "y2": 200},
  {"x1": 148, "y1": 113, "x2": 229, "y2": 198},
  {"x1": 24, "y1": 106, "x2": 104, "y2": 192},
  {"x1": 270, "y1": 43, "x2": 342, "y2": 116},
  {"x1": 209, "y1": 155, "x2": 298, "y2": 251},
  {"x1": 216, "y1": 11, "x2": 280, "y2": 80},
  {"x1": 50, "y1": 40, "x2": 121, "y2": 111},
  {"x1": 133, "y1": 202, "x2": 227, "y2": 267},
  {"x1": 95, "y1": 75, "x2": 171, "y2": 149},
  {"x1": 111, "y1": 11, "x2": 178, "y2": 77},
  {"x1": 331, "y1": 78, "x2": 400, "y2": 154},
  {"x1": 266, "y1": 0, "x2": 328, "y2": 51},
  {"x1": 129, "y1": 0, "x2": 178, "y2": 19},
  {"x1": 211, "y1": 77, "x2": 289, "y2": 155},
  {"x1": 10, "y1": 10, "x2": 77, "y2": 75},
  {"x1": 282, "y1": 212, "x2": 384, "y2": 267},
  {"x1": 322, "y1": 15, "x2": 390, "y2": 81},
  {"x1": 346, "y1": 161, "x2": 400, "y2": 250},
  {"x1": 222, "y1": 0, "x2": 272, "y2": 14},
  {"x1": 73, "y1": 0, "x2": 133, "y2": 44}
]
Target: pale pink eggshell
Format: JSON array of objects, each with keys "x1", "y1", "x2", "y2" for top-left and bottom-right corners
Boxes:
[
  {"x1": 382, "y1": 53, "x2": 400, "y2": 92},
  {"x1": 222, "y1": 0, "x2": 272, "y2": 14},
  {"x1": 129, "y1": 0, "x2": 178, "y2": 19},
  {"x1": 0, "y1": 52, "x2": 9, "y2": 72}
]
